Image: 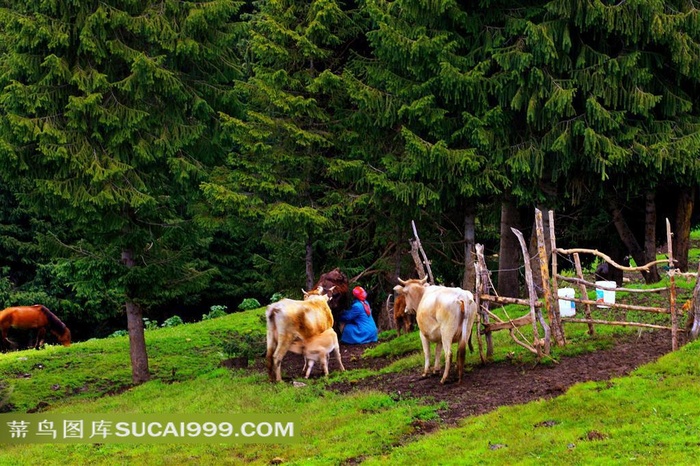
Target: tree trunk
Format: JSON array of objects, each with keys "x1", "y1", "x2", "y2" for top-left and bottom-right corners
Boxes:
[
  {"x1": 305, "y1": 237, "x2": 314, "y2": 291},
  {"x1": 674, "y1": 187, "x2": 695, "y2": 272},
  {"x1": 608, "y1": 199, "x2": 653, "y2": 283},
  {"x1": 121, "y1": 248, "x2": 150, "y2": 384},
  {"x1": 462, "y1": 208, "x2": 476, "y2": 293},
  {"x1": 497, "y1": 198, "x2": 522, "y2": 297},
  {"x1": 644, "y1": 192, "x2": 661, "y2": 282}
]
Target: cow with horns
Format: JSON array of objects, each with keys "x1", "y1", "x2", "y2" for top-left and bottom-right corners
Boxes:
[
  {"x1": 265, "y1": 287, "x2": 334, "y2": 382},
  {"x1": 393, "y1": 277, "x2": 477, "y2": 384}
]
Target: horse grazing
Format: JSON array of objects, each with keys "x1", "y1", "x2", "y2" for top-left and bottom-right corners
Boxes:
[{"x1": 0, "y1": 305, "x2": 71, "y2": 351}]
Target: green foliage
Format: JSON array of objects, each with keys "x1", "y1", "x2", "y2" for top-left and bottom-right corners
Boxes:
[
  {"x1": 161, "y1": 315, "x2": 184, "y2": 328},
  {"x1": 202, "y1": 305, "x2": 228, "y2": 320},
  {"x1": 270, "y1": 292, "x2": 284, "y2": 303},
  {"x1": 142, "y1": 318, "x2": 159, "y2": 331},
  {"x1": 237, "y1": 298, "x2": 261, "y2": 311}
]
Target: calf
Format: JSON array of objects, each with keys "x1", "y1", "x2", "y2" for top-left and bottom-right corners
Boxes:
[
  {"x1": 393, "y1": 277, "x2": 477, "y2": 384},
  {"x1": 289, "y1": 328, "x2": 345, "y2": 378},
  {"x1": 266, "y1": 287, "x2": 334, "y2": 382}
]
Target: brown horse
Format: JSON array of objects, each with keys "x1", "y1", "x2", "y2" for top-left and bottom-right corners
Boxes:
[{"x1": 0, "y1": 305, "x2": 71, "y2": 351}]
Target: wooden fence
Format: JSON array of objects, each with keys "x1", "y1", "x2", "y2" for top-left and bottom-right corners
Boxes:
[{"x1": 474, "y1": 208, "x2": 700, "y2": 360}]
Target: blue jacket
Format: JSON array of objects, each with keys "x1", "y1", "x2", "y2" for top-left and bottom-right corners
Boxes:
[{"x1": 339, "y1": 298, "x2": 378, "y2": 344}]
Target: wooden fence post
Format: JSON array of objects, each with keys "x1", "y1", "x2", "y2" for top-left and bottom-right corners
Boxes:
[
  {"x1": 536, "y1": 209, "x2": 565, "y2": 346},
  {"x1": 475, "y1": 244, "x2": 493, "y2": 359},
  {"x1": 666, "y1": 219, "x2": 678, "y2": 350},
  {"x1": 573, "y1": 253, "x2": 595, "y2": 335},
  {"x1": 512, "y1": 227, "x2": 548, "y2": 356}
]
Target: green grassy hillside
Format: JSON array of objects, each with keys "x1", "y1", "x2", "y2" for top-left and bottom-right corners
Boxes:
[{"x1": 1, "y1": 307, "x2": 699, "y2": 465}]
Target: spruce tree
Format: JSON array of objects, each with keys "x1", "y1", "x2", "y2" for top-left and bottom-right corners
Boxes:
[
  {"x1": 0, "y1": 0, "x2": 244, "y2": 382},
  {"x1": 206, "y1": 0, "x2": 365, "y2": 290}
]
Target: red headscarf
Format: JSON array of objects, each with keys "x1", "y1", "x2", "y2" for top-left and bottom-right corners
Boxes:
[{"x1": 352, "y1": 286, "x2": 371, "y2": 316}]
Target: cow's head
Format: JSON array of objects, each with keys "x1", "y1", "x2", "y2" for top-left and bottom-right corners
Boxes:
[
  {"x1": 393, "y1": 277, "x2": 428, "y2": 314},
  {"x1": 303, "y1": 286, "x2": 330, "y2": 302}
]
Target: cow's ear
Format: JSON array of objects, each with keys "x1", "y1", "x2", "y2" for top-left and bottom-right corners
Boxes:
[{"x1": 393, "y1": 285, "x2": 403, "y2": 293}]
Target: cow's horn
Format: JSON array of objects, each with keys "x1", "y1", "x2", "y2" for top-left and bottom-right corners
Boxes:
[
  {"x1": 419, "y1": 276, "x2": 428, "y2": 284},
  {"x1": 398, "y1": 277, "x2": 408, "y2": 285}
]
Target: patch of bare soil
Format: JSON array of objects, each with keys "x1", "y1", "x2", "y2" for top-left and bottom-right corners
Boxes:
[{"x1": 264, "y1": 330, "x2": 684, "y2": 426}]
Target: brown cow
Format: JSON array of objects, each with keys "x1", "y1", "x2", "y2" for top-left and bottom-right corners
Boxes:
[
  {"x1": 265, "y1": 287, "x2": 334, "y2": 382},
  {"x1": 313, "y1": 268, "x2": 351, "y2": 324},
  {"x1": 393, "y1": 294, "x2": 416, "y2": 336}
]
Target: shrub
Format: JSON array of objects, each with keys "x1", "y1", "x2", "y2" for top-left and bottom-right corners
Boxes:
[
  {"x1": 108, "y1": 330, "x2": 128, "y2": 338},
  {"x1": 142, "y1": 317, "x2": 158, "y2": 330},
  {"x1": 238, "y1": 298, "x2": 261, "y2": 311},
  {"x1": 202, "y1": 305, "x2": 227, "y2": 320},
  {"x1": 161, "y1": 315, "x2": 184, "y2": 328},
  {"x1": 270, "y1": 292, "x2": 284, "y2": 303}
]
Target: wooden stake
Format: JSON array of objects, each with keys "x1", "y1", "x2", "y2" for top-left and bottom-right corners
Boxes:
[
  {"x1": 536, "y1": 209, "x2": 564, "y2": 346},
  {"x1": 411, "y1": 221, "x2": 434, "y2": 284},
  {"x1": 512, "y1": 227, "x2": 547, "y2": 356},
  {"x1": 475, "y1": 244, "x2": 493, "y2": 359},
  {"x1": 573, "y1": 253, "x2": 595, "y2": 335},
  {"x1": 667, "y1": 219, "x2": 678, "y2": 350}
]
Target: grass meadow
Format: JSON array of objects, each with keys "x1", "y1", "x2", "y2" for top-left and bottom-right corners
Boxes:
[{"x1": 1, "y1": 293, "x2": 699, "y2": 465}]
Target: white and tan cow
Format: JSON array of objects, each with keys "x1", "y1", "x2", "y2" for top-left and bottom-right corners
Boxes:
[
  {"x1": 393, "y1": 277, "x2": 477, "y2": 384},
  {"x1": 265, "y1": 287, "x2": 334, "y2": 382},
  {"x1": 288, "y1": 328, "x2": 345, "y2": 378}
]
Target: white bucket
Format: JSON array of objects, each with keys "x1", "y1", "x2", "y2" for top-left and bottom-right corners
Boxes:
[
  {"x1": 558, "y1": 288, "x2": 576, "y2": 317},
  {"x1": 595, "y1": 281, "x2": 617, "y2": 308}
]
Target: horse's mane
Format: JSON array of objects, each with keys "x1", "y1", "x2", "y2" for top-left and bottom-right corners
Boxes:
[{"x1": 38, "y1": 305, "x2": 67, "y2": 332}]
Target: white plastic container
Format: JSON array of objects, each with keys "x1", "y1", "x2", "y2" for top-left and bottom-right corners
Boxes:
[
  {"x1": 595, "y1": 281, "x2": 617, "y2": 308},
  {"x1": 558, "y1": 288, "x2": 576, "y2": 317}
]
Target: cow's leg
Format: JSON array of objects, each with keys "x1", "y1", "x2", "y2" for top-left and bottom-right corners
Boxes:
[
  {"x1": 321, "y1": 353, "x2": 329, "y2": 376},
  {"x1": 419, "y1": 332, "x2": 432, "y2": 377},
  {"x1": 304, "y1": 359, "x2": 315, "y2": 378},
  {"x1": 440, "y1": 331, "x2": 454, "y2": 384},
  {"x1": 333, "y1": 346, "x2": 345, "y2": 372},
  {"x1": 432, "y1": 341, "x2": 443, "y2": 375},
  {"x1": 272, "y1": 334, "x2": 295, "y2": 382}
]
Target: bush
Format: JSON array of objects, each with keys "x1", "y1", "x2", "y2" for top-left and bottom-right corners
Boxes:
[
  {"x1": 270, "y1": 292, "x2": 284, "y2": 303},
  {"x1": 162, "y1": 315, "x2": 184, "y2": 328},
  {"x1": 202, "y1": 305, "x2": 227, "y2": 320},
  {"x1": 142, "y1": 317, "x2": 158, "y2": 330},
  {"x1": 238, "y1": 298, "x2": 261, "y2": 311}
]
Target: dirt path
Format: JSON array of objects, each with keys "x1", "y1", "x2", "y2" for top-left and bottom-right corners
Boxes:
[{"x1": 270, "y1": 330, "x2": 681, "y2": 425}]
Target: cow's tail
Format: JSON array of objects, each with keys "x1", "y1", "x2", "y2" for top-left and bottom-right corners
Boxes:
[
  {"x1": 265, "y1": 305, "x2": 280, "y2": 380},
  {"x1": 457, "y1": 300, "x2": 468, "y2": 384}
]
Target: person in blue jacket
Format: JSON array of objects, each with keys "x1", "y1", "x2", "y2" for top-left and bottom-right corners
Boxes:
[{"x1": 339, "y1": 286, "x2": 378, "y2": 344}]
